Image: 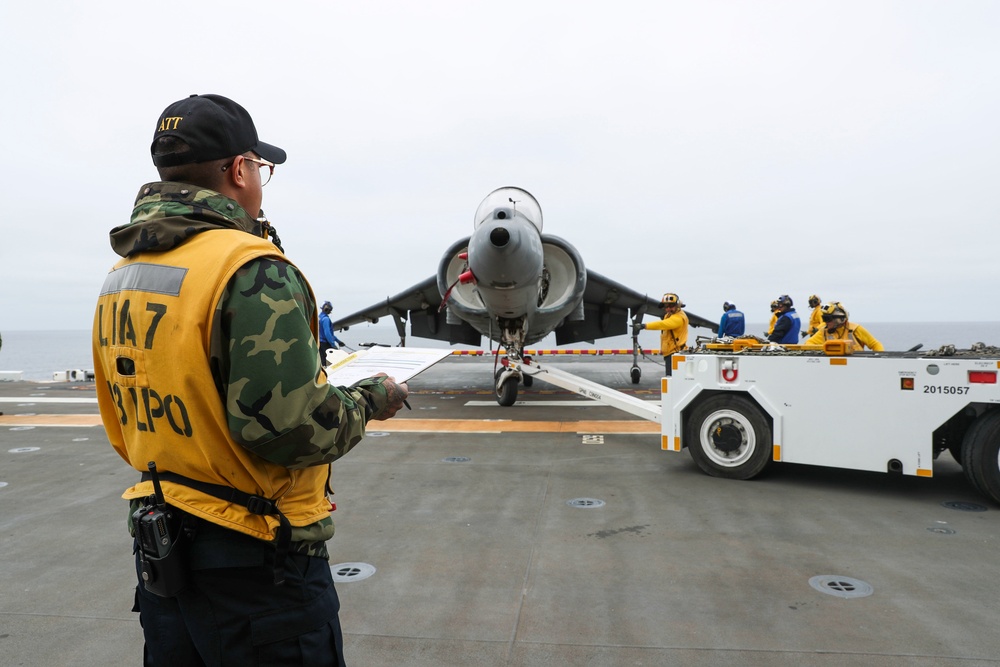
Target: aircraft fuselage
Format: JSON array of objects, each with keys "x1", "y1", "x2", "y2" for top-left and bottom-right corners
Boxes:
[{"x1": 436, "y1": 187, "x2": 586, "y2": 356}]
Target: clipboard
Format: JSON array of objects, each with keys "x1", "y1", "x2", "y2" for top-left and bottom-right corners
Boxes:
[{"x1": 324, "y1": 346, "x2": 452, "y2": 386}]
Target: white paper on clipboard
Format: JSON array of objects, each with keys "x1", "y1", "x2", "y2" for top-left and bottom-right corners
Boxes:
[{"x1": 324, "y1": 346, "x2": 453, "y2": 387}]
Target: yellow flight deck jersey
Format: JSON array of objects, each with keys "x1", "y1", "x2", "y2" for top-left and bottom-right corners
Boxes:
[
  {"x1": 808, "y1": 306, "x2": 823, "y2": 336},
  {"x1": 93, "y1": 229, "x2": 330, "y2": 542},
  {"x1": 805, "y1": 321, "x2": 885, "y2": 352},
  {"x1": 646, "y1": 310, "x2": 689, "y2": 356}
]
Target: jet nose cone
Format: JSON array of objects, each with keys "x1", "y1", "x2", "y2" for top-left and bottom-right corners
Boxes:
[
  {"x1": 489, "y1": 227, "x2": 511, "y2": 248},
  {"x1": 467, "y1": 218, "x2": 543, "y2": 288}
]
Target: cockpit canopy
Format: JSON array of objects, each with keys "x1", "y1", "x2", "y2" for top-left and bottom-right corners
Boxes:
[{"x1": 473, "y1": 186, "x2": 543, "y2": 233}]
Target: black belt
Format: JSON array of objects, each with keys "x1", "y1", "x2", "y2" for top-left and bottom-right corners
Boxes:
[{"x1": 140, "y1": 470, "x2": 291, "y2": 585}]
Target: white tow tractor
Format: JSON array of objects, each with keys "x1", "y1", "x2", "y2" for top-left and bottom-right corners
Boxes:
[{"x1": 509, "y1": 340, "x2": 1000, "y2": 504}]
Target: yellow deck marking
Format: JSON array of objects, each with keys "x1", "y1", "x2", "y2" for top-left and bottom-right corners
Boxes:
[
  {"x1": 375, "y1": 419, "x2": 659, "y2": 434},
  {"x1": 0, "y1": 414, "x2": 658, "y2": 433},
  {"x1": 0, "y1": 415, "x2": 103, "y2": 427}
]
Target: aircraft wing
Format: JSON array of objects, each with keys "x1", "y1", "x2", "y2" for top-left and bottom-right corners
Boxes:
[
  {"x1": 331, "y1": 275, "x2": 482, "y2": 346},
  {"x1": 332, "y1": 269, "x2": 715, "y2": 346},
  {"x1": 586, "y1": 270, "x2": 717, "y2": 329},
  {"x1": 331, "y1": 275, "x2": 440, "y2": 330},
  {"x1": 553, "y1": 269, "x2": 716, "y2": 345}
]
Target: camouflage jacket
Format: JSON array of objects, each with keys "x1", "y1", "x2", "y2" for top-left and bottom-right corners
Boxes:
[{"x1": 112, "y1": 182, "x2": 393, "y2": 556}]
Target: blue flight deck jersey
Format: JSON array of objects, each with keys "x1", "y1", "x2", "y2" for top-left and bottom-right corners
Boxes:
[{"x1": 718, "y1": 309, "x2": 745, "y2": 337}]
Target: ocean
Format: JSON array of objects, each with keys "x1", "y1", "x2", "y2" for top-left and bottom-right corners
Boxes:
[{"x1": 2, "y1": 322, "x2": 999, "y2": 382}]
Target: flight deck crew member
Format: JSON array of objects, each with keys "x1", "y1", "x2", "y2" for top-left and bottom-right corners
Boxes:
[
  {"x1": 805, "y1": 302, "x2": 885, "y2": 351},
  {"x1": 318, "y1": 300, "x2": 346, "y2": 365},
  {"x1": 802, "y1": 294, "x2": 822, "y2": 338},
  {"x1": 717, "y1": 301, "x2": 745, "y2": 337},
  {"x1": 767, "y1": 294, "x2": 801, "y2": 344},
  {"x1": 92, "y1": 93, "x2": 409, "y2": 667},
  {"x1": 636, "y1": 292, "x2": 689, "y2": 376},
  {"x1": 767, "y1": 300, "x2": 780, "y2": 336}
]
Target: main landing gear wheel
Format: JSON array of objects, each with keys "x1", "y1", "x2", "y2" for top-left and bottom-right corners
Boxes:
[
  {"x1": 686, "y1": 395, "x2": 772, "y2": 480},
  {"x1": 495, "y1": 369, "x2": 519, "y2": 407},
  {"x1": 522, "y1": 375, "x2": 533, "y2": 387},
  {"x1": 960, "y1": 410, "x2": 1000, "y2": 505},
  {"x1": 630, "y1": 366, "x2": 641, "y2": 384}
]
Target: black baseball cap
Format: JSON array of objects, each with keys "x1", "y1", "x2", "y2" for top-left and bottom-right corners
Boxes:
[{"x1": 151, "y1": 94, "x2": 287, "y2": 167}]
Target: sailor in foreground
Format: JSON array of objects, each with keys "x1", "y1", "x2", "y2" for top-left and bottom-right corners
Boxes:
[
  {"x1": 92, "y1": 93, "x2": 408, "y2": 666},
  {"x1": 805, "y1": 301, "x2": 885, "y2": 351}
]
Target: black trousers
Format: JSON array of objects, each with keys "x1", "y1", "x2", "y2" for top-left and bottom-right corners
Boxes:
[{"x1": 133, "y1": 519, "x2": 346, "y2": 667}]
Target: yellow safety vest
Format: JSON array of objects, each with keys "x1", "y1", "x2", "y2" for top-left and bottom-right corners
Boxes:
[
  {"x1": 93, "y1": 229, "x2": 330, "y2": 542},
  {"x1": 820, "y1": 322, "x2": 874, "y2": 351},
  {"x1": 647, "y1": 310, "x2": 689, "y2": 356},
  {"x1": 808, "y1": 306, "x2": 823, "y2": 335}
]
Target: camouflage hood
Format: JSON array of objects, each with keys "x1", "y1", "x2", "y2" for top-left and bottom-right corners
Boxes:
[{"x1": 110, "y1": 181, "x2": 265, "y2": 258}]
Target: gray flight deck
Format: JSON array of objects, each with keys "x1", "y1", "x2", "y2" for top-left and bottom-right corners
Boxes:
[{"x1": 1, "y1": 356, "x2": 999, "y2": 666}]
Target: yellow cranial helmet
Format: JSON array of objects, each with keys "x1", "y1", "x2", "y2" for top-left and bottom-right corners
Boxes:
[
  {"x1": 660, "y1": 293, "x2": 685, "y2": 307},
  {"x1": 820, "y1": 301, "x2": 848, "y2": 321},
  {"x1": 808, "y1": 294, "x2": 821, "y2": 307}
]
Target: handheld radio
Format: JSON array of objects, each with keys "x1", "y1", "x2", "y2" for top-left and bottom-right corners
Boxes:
[{"x1": 132, "y1": 461, "x2": 188, "y2": 596}]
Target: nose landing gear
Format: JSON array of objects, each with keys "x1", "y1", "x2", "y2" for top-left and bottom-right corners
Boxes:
[
  {"x1": 630, "y1": 321, "x2": 643, "y2": 384},
  {"x1": 494, "y1": 368, "x2": 519, "y2": 406}
]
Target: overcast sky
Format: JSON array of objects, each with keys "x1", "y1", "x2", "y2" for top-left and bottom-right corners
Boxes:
[{"x1": 1, "y1": 1, "x2": 998, "y2": 337}]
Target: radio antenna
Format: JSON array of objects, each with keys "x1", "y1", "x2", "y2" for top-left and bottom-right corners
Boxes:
[{"x1": 147, "y1": 461, "x2": 167, "y2": 510}]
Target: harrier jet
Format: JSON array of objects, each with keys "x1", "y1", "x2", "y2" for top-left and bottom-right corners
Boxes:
[{"x1": 333, "y1": 187, "x2": 714, "y2": 404}]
